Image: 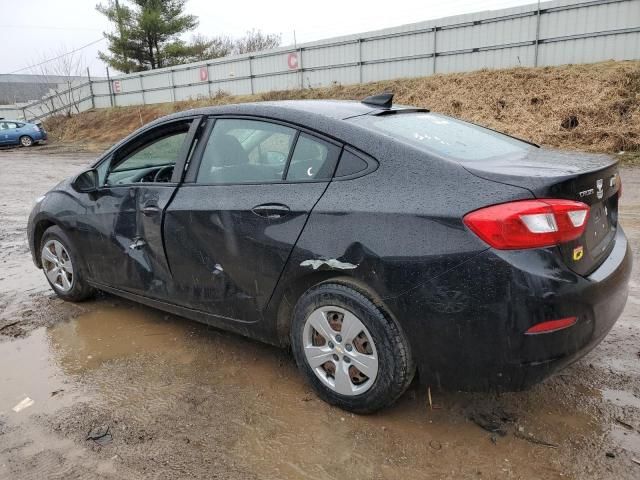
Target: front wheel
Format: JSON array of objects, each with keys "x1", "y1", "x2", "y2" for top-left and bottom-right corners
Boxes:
[
  {"x1": 19, "y1": 135, "x2": 34, "y2": 147},
  {"x1": 291, "y1": 282, "x2": 415, "y2": 413},
  {"x1": 40, "y1": 226, "x2": 94, "y2": 301}
]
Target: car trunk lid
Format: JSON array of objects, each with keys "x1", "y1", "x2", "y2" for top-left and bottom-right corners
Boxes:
[{"x1": 462, "y1": 148, "x2": 620, "y2": 276}]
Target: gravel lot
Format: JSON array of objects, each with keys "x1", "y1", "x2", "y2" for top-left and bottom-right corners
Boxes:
[{"x1": 1, "y1": 147, "x2": 639, "y2": 479}]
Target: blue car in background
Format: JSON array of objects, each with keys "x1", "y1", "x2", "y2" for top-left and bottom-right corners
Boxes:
[{"x1": 0, "y1": 118, "x2": 47, "y2": 147}]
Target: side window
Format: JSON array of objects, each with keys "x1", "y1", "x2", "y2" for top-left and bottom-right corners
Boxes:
[
  {"x1": 334, "y1": 150, "x2": 370, "y2": 177},
  {"x1": 5, "y1": 122, "x2": 17, "y2": 130},
  {"x1": 106, "y1": 125, "x2": 189, "y2": 185},
  {"x1": 196, "y1": 119, "x2": 296, "y2": 184},
  {"x1": 0, "y1": 122, "x2": 6, "y2": 130},
  {"x1": 285, "y1": 134, "x2": 340, "y2": 181}
]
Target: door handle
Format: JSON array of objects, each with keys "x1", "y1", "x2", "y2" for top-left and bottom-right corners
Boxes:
[
  {"x1": 252, "y1": 203, "x2": 291, "y2": 219},
  {"x1": 142, "y1": 204, "x2": 161, "y2": 216}
]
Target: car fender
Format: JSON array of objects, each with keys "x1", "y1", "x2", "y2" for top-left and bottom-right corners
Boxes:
[{"x1": 28, "y1": 186, "x2": 90, "y2": 270}]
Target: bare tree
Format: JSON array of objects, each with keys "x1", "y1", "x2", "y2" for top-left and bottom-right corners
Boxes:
[
  {"x1": 168, "y1": 30, "x2": 281, "y2": 65},
  {"x1": 234, "y1": 29, "x2": 281, "y2": 54},
  {"x1": 27, "y1": 47, "x2": 88, "y2": 118}
]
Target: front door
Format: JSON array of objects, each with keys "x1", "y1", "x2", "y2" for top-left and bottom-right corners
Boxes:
[
  {"x1": 0, "y1": 121, "x2": 18, "y2": 145},
  {"x1": 77, "y1": 118, "x2": 199, "y2": 296},
  {"x1": 164, "y1": 117, "x2": 341, "y2": 322}
]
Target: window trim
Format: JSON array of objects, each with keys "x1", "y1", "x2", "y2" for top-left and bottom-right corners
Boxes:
[
  {"x1": 281, "y1": 130, "x2": 300, "y2": 181},
  {"x1": 185, "y1": 115, "x2": 344, "y2": 186}
]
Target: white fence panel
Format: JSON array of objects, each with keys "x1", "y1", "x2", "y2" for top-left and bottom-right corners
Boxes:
[
  {"x1": 144, "y1": 72, "x2": 172, "y2": 90},
  {"x1": 144, "y1": 88, "x2": 173, "y2": 105}
]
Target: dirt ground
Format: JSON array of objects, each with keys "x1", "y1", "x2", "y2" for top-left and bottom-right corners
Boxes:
[{"x1": 1, "y1": 146, "x2": 639, "y2": 480}]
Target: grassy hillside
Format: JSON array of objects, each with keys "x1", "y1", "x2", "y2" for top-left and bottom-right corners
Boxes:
[{"x1": 44, "y1": 61, "x2": 640, "y2": 157}]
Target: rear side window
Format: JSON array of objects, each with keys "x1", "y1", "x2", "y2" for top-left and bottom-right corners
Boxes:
[
  {"x1": 353, "y1": 113, "x2": 530, "y2": 161},
  {"x1": 335, "y1": 150, "x2": 369, "y2": 177},
  {"x1": 197, "y1": 119, "x2": 296, "y2": 184},
  {"x1": 285, "y1": 134, "x2": 340, "y2": 181}
]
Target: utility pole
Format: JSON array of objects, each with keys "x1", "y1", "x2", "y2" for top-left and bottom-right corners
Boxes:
[{"x1": 534, "y1": 0, "x2": 541, "y2": 67}]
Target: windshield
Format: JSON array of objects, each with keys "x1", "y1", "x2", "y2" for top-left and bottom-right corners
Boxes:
[{"x1": 352, "y1": 113, "x2": 531, "y2": 161}]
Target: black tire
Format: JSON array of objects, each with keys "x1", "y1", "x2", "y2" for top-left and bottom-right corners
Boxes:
[
  {"x1": 291, "y1": 281, "x2": 415, "y2": 414},
  {"x1": 19, "y1": 135, "x2": 33, "y2": 147},
  {"x1": 40, "y1": 225, "x2": 95, "y2": 302}
]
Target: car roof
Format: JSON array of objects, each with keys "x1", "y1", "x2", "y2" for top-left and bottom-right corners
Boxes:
[
  {"x1": 99, "y1": 99, "x2": 428, "y2": 164},
  {"x1": 160, "y1": 99, "x2": 421, "y2": 123}
]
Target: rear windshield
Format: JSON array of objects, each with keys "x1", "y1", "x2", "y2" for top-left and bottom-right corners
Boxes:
[{"x1": 352, "y1": 113, "x2": 531, "y2": 161}]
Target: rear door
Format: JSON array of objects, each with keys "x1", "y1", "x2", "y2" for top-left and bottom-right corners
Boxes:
[{"x1": 164, "y1": 117, "x2": 341, "y2": 321}]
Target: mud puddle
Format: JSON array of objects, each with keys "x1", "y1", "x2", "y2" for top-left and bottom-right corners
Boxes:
[{"x1": 0, "y1": 302, "x2": 629, "y2": 479}]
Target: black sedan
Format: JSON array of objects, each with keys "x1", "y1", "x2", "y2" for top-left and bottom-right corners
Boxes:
[{"x1": 28, "y1": 95, "x2": 631, "y2": 413}]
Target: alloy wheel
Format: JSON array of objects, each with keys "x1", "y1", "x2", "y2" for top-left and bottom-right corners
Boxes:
[
  {"x1": 303, "y1": 306, "x2": 378, "y2": 396},
  {"x1": 41, "y1": 239, "x2": 74, "y2": 292}
]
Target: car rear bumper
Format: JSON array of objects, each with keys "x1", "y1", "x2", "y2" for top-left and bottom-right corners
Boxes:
[
  {"x1": 34, "y1": 131, "x2": 47, "y2": 142},
  {"x1": 395, "y1": 226, "x2": 632, "y2": 391}
]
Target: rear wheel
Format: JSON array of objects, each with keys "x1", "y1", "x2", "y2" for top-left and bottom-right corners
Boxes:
[
  {"x1": 291, "y1": 282, "x2": 415, "y2": 413},
  {"x1": 40, "y1": 226, "x2": 94, "y2": 301},
  {"x1": 19, "y1": 135, "x2": 33, "y2": 147}
]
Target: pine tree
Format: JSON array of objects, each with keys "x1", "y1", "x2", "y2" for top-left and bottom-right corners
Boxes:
[{"x1": 97, "y1": 0, "x2": 198, "y2": 72}]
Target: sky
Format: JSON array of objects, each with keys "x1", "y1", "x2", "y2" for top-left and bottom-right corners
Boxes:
[{"x1": 0, "y1": 0, "x2": 538, "y2": 77}]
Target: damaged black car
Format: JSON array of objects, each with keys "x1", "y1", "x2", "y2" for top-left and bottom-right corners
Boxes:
[{"x1": 28, "y1": 95, "x2": 632, "y2": 413}]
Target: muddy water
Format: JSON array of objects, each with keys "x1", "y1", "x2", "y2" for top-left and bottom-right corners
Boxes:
[
  {"x1": 2, "y1": 150, "x2": 640, "y2": 479},
  {"x1": 0, "y1": 304, "x2": 607, "y2": 479}
]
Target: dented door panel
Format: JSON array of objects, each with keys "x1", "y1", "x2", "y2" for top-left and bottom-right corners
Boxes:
[{"x1": 163, "y1": 182, "x2": 329, "y2": 322}]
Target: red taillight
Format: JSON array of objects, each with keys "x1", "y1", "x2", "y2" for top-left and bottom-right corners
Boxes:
[
  {"x1": 525, "y1": 316, "x2": 577, "y2": 334},
  {"x1": 463, "y1": 199, "x2": 590, "y2": 249}
]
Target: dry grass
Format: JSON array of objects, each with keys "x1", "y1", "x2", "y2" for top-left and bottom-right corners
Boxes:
[{"x1": 45, "y1": 61, "x2": 640, "y2": 155}]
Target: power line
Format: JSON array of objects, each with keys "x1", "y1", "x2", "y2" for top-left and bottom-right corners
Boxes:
[
  {"x1": 4, "y1": 38, "x2": 106, "y2": 75},
  {"x1": 0, "y1": 24, "x2": 102, "y2": 32}
]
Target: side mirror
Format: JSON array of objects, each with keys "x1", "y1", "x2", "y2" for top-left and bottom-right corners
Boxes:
[{"x1": 72, "y1": 168, "x2": 99, "y2": 193}]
